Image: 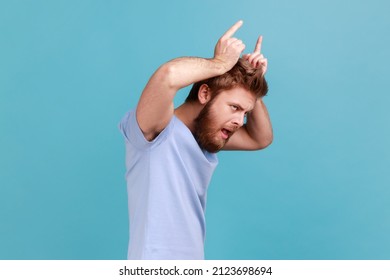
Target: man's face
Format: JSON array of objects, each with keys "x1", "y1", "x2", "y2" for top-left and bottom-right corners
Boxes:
[{"x1": 194, "y1": 86, "x2": 256, "y2": 153}]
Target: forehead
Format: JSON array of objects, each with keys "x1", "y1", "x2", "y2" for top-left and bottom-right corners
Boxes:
[{"x1": 214, "y1": 87, "x2": 256, "y2": 110}]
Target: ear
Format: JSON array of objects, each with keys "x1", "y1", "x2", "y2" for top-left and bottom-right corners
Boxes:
[{"x1": 198, "y1": 84, "x2": 212, "y2": 105}]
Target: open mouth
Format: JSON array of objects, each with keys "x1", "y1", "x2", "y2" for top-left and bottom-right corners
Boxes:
[{"x1": 221, "y1": 128, "x2": 231, "y2": 140}]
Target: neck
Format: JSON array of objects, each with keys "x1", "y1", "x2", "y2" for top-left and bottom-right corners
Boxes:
[{"x1": 174, "y1": 102, "x2": 203, "y2": 133}]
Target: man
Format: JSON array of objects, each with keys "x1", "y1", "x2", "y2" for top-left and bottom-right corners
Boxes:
[{"x1": 119, "y1": 20, "x2": 272, "y2": 260}]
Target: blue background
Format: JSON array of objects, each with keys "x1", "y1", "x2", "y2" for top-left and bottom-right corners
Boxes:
[{"x1": 1, "y1": 0, "x2": 389, "y2": 259}]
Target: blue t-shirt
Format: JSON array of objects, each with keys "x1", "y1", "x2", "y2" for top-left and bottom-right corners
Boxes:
[{"x1": 119, "y1": 110, "x2": 218, "y2": 259}]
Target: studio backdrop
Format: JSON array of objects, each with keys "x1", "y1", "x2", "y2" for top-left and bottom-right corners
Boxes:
[{"x1": 1, "y1": 0, "x2": 389, "y2": 259}]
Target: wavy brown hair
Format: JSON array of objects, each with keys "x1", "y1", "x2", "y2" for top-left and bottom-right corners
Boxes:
[{"x1": 185, "y1": 58, "x2": 268, "y2": 102}]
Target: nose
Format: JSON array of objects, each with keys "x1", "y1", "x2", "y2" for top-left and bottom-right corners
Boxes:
[{"x1": 232, "y1": 113, "x2": 245, "y2": 128}]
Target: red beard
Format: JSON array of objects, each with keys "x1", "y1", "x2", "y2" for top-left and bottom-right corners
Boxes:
[{"x1": 194, "y1": 100, "x2": 227, "y2": 153}]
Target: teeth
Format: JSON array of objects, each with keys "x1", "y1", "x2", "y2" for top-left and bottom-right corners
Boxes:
[{"x1": 222, "y1": 129, "x2": 230, "y2": 137}]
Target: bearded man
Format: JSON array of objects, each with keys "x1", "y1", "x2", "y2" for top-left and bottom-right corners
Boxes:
[{"x1": 119, "y1": 20, "x2": 273, "y2": 260}]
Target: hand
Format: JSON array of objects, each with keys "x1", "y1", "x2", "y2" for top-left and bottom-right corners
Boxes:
[
  {"x1": 243, "y1": 36, "x2": 268, "y2": 75},
  {"x1": 213, "y1": 20, "x2": 246, "y2": 72}
]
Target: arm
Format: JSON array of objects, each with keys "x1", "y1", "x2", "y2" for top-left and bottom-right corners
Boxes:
[
  {"x1": 136, "y1": 20, "x2": 246, "y2": 141},
  {"x1": 223, "y1": 98, "x2": 273, "y2": 150},
  {"x1": 223, "y1": 36, "x2": 273, "y2": 150}
]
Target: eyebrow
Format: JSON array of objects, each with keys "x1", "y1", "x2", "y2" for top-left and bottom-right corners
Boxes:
[{"x1": 231, "y1": 102, "x2": 254, "y2": 113}]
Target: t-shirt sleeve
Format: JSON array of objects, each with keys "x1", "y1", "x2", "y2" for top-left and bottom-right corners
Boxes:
[{"x1": 118, "y1": 109, "x2": 173, "y2": 149}]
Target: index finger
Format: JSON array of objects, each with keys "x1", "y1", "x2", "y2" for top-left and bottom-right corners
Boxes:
[
  {"x1": 221, "y1": 20, "x2": 243, "y2": 39},
  {"x1": 254, "y1": 36, "x2": 263, "y2": 53}
]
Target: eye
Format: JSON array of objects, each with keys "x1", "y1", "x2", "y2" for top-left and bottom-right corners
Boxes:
[{"x1": 231, "y1": 105, "x2": 239, "y2": 111}]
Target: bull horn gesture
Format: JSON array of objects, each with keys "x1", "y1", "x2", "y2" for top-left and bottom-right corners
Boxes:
[{"x1": 243, "y1": 35, "x2": 268, "y2": 75}]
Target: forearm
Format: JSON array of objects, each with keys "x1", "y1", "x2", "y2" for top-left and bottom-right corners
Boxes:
[
  {"x1": 162, "y1": 57, "x2": 227, "y2": 90},
  {"x1": 245, "y1": 98, "x2": 273, "y2": 149},
  {"x1": 146, "y1": 20, "x2": 244, "y2": 95}
]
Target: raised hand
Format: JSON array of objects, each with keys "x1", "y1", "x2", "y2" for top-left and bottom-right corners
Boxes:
[
  {"x1": 213, "y1": 20, "x2": 246, "y2": 72},
  {"x1": 243, "y1": 36, "x2": 268, "y2": 75}
]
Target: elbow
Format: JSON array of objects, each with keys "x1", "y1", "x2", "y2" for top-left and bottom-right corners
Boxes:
[
  {"x1": 254, "y1": 134, "x2": 273, "y2": 150},
  {"x1": 158, "y1": 63, "x2": 179, "y2": 90}
]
